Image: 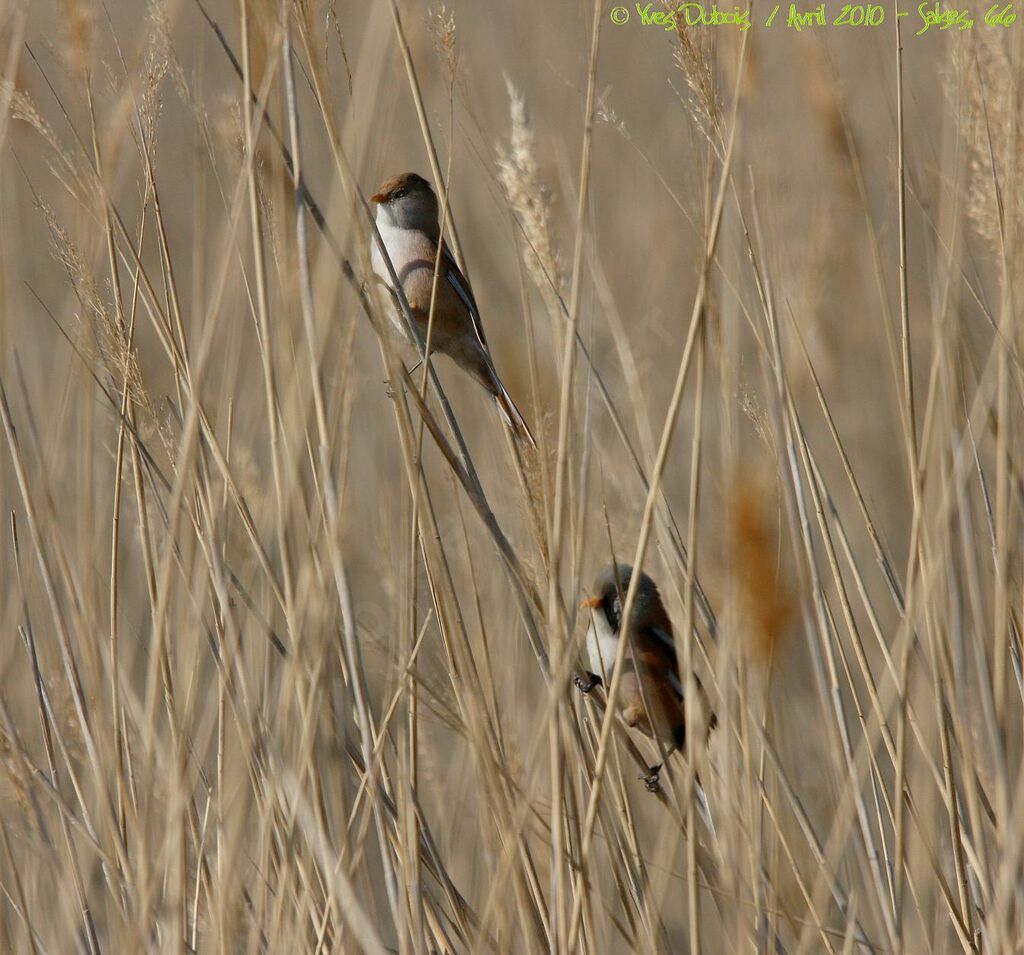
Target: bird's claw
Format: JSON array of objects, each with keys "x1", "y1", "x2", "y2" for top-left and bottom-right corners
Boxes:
[
  {"x1": 642, "y1": 764, "x2": 663, "y2": 794},
  {"x1": 573, "y1": 671, "x2": 602, "y2": 694}
]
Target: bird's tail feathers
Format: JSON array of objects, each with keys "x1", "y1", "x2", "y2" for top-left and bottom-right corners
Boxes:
[
  {"x1": 492, "y1": 382, "x2": 536, "y2": 450},
  {"x1": 695, "y1": 778, "x2": 717, "y2": 842}
]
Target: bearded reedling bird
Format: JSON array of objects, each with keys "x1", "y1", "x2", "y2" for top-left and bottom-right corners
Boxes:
[
  {"x1": 369, "y1": 172, "x2": 535, "y2": 448},
  {"x1": 578, "y1": 564, "x2": 716, "y2": 793}
]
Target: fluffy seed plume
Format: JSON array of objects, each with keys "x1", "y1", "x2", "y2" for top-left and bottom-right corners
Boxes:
[
  {"x1": 496, "y1": 78, "x2": 561, "y2": 310},
  {"x1": 947, "y1": 32, "x2": 1023, "y2": 258},
  {"x1": 428, "y1": 6, "x2": 458, "y2": 85}
]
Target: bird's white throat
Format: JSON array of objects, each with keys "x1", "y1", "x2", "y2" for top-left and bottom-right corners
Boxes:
[
  {"x1": 370, "y1": 212, "x2": 424, "y2": 340},
  {"x1": 370, "y1": 213, "x2": 408, "y2": 290},
  {"x1": 585, "y1": 610, "x2": 619, "y2": 680}
]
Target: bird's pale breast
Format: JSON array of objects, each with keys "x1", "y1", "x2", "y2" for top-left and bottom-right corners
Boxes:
[
  {"x1": 371, "y1": 215, "x2": 471, "y2": 345},
  {"x1": 586, "y1": 611, "x2": 620, "y2": 679}
]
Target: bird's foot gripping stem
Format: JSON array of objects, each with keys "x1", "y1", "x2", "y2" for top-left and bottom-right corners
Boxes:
[
  {"x1": 641, "y1": 764, "x2": 663, "y2": 794},
  {"x1": 573, "y1": 671, "x2": 603, "y2": 694}
]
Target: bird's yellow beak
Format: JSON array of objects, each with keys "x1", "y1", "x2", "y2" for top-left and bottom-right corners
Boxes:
[{"x1": 580, "y1": 596, "x2": 602, "y2": 610}]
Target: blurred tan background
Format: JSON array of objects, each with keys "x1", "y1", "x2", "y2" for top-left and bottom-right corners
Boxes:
[{"x1": 0, "y1": 0, "x2": 1016, "y2": 951}]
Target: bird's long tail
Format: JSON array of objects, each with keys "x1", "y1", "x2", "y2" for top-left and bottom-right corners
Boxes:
[
  {"x1": 492, "y1": 383, "x2": 536, "y2": 449},
  {"x1": 465, "y1": 350, "x2": 537, "y2": 449},
  {"x1": 695, "y1": 778, "x2": 717, "y2": 842}
]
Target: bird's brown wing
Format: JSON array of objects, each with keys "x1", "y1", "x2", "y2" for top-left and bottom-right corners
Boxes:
[
  {"x1": 638, "y1": 626, "x2": 682, "y2": 699},
  {"x1": 627, "y1": 627, "x2": 686, "y2": 747},
  {"x1": 641, "y1": 624, "x2": 718, "y2": 740},
  {"x1": 440, "y1": 242, "x2": 490, "y2": 352},
  {"x1": 642, "y1": 596, "x2": 683, "y2": 698},
  {"x1": 438, "y1": 240, "x2": 536, "y2": 447}
]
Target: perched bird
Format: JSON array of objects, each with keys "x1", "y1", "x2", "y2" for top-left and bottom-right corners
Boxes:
[
  {"x1": 578, "y1": 563, "x2": 715, "y2": 791},
  {"x1": 369, "y1": 172, "x2": 535, "y2": 448}
]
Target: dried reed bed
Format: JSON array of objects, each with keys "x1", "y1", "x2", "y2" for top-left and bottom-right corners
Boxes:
[{"x1": 0, "y1": 0, "x2": 1021, "y2": 952}]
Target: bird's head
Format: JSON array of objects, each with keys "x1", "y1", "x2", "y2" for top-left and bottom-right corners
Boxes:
[
  {"x1": 580, "y1": 564, "x2": 661, "y2": 635},
  {"x1": 370, "y1": 172, "x2": 438, "y2": 231}
]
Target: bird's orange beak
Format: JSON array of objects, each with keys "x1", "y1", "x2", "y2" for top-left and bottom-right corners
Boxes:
[
  {"x1": 580, "y1": 596, "x2": 601, "y2": 610},
  {"x1": 369, "y1": 191, "x2": 388, "y2": 204}
]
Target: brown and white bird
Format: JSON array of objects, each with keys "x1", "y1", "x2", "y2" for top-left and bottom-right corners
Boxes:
[
  {"x1": 369, "y1": 172, "x2": 535, "y2": 448},
  {"x1": 578, "y1": 564, "x2": 715, "y2": 790}
]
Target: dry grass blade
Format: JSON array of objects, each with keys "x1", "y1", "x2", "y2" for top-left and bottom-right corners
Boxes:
[{"x1": 0, "y1": 2, "x2": 1020, "y2": 953}]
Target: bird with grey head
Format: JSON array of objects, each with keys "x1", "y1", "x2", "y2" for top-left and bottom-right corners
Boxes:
[
  {"x1": 369, "y1": 172, "x2": 535, "y2": 448},
  {"x1": 578, "y1": 564, "x2": 716, "y2": 791}
]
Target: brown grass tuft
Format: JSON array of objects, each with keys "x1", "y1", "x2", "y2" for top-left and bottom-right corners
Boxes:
[{"x1": 730, "y1": 477, "x2": 793, "y2": 665}]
